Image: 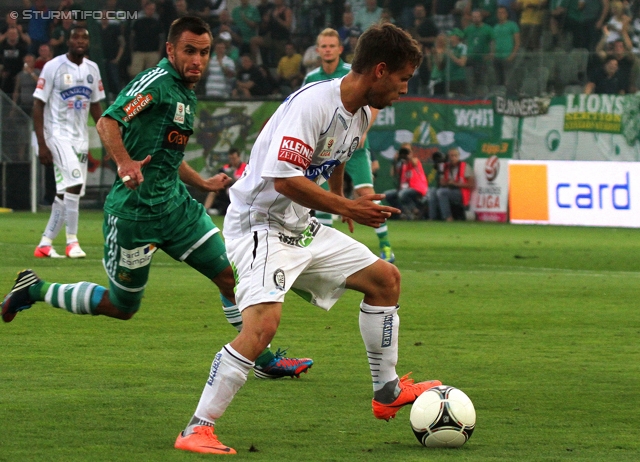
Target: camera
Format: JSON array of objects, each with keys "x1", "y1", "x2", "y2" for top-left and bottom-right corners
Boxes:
[
  {"x1": 398, "y1": 147, "x2": 410, "y2": 161},
  {"x1": 432, "y1": 150, "x2": 448, "y2": 165}
]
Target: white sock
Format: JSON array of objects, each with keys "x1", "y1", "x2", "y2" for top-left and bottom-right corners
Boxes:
[
  {"x1": 194, "y1": 344, "x2": 254, "y2": 423},
  {"x1": 64, "y1": 192, "x2": 80, "y2": 240},
  {"x1": 40, "y1": 196, "x2": 65, "y2": 244},
  {"x1": 359, "y1": 301, "x2": 399, "y2": 391}
]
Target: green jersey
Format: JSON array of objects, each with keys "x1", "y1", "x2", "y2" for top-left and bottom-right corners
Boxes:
[
  {"x1": 302, "y1": 59, "x2": 351, "y2": 85},
  {"x1": 464, "y1": 23, "x2": 494, "y2": 60},
  {"x1": 103, "y1": 58, "x2": 197, "y2": 221}
]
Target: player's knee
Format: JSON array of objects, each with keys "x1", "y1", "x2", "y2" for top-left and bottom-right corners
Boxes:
[
  {"x1": 107, "y1": 289, "x2": 142, "y2": 319},
  {"x1": 380, "y1": 262, "x2": 401, "y2": 295}
]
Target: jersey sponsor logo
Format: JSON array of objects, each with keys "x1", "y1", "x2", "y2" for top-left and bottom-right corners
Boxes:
[
  {"x1": 36, "y1": 78, "x2": 45, "y2": 89},
  {"x1": 60, "y1": 86, "x2": 93, "y2": 100},
  {"x1": 381, "y1": 313, "x2": 394, "y2": 347},
  {"x1": 173, "y1": 102, "x2": 185, "y2": 123},
  {"x1": 305, "y1": 159, "x2": 341, "y2": 182},
  {"x1": 162, "y1": 125, "x2": 191, "y2": 152},
  {"x1": 119, "y1": 243, "x2": 156, "y2": 270},
  {"x1": 87, "y1": 74, "x2": 93, "y2": 83},
  {"x1": 63, "y1": 73, "x2": 73, "y2": 86},
  {"x1": 277, "y1": 136, "x2": 313, "y2": 169},
  {"x1": 122, "y1": 92, "x2": 153, "y2": 122},
  {"x1": 319, "y1": 137, "x2": 335, "y2": 158}
]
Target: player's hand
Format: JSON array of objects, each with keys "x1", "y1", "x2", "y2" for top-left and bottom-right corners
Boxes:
[
  {"x1": 118, "y1": 155, "x2": 151, "y2": 190},
  {"x1": 203, "y1": 172, "x2": 232, "y2": 192},
  {"x1": 347, "y1": 193, "x2": 400, "y2": 228},
  {"x1": 38, "y1": 144, "x2": 53, "y2": 166},
  {"x1": 341, "y1": 215, "x2": 355, "y2": 233}
]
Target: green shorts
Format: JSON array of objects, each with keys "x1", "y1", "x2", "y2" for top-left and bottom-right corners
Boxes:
[
  {"x1": 102, "y1": 197, "x2": 229, "y2": 313},
  {"x1": 345, "y1": 147, "x2": 373, "y2": 189}
]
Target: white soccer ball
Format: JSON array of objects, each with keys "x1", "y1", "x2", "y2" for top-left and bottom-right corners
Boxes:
[{"x1": 409, "y1": 385, "x2": 476, "y2": 448}]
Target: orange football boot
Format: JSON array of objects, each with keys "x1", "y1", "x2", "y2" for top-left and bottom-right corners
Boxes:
[
  {"x1": 174, "y1": 425, "x2": 236, "y2": 455},
  {"x1": 372, "y1": 372, "x2": 442, "y2": 421}
]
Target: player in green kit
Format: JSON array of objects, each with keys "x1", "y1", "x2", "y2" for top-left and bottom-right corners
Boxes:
[
  {"x1": 2, "y1": 16, "x2": 312, "y2": 380},
  {"x1": 302, "y1": 28, "x2": 395, "y2": 262}
]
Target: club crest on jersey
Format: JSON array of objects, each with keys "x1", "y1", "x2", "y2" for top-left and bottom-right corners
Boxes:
[
  {"x1": 87, "y1": 74, "x2": 93, "y2": 83},
  {"x1": 319, "y1": 137, "x2": 335, "y2": 158},
  {"x1": 173, "y1": 102, "x2": 185, "y2": 123},
  {"x1": 63, "y1": 73, "x2": 73, "y2": 86},
  {"x1": 349, "y1": 137, "x2": 360, "y2": 154},
  {"x1": 277, "y1": 136, "x2": 313, "y2": 169},
  {"x1": 273, "y1": 269, "x2": 285, "y2": 291}
]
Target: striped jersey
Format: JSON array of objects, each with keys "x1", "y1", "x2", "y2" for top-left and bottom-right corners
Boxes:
[
  {"x1": 223, "y1": 77, "x2": 371, "y2": 238},
  {"x1": 102, "y1": 58, "x2": 198, "y2": 221},
  {"x1": 33, "y1": 54, "x2": 104, "y2": 144}
]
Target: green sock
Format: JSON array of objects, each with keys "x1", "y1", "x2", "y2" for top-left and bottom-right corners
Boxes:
[
  {"x1": 28, "y1": 281, "x2": 49, "y2": 301},
  {"x1": 376, "y1": 222, "x2": 390, "y2": 248},
  {"x1": 255, "y1": 348, "x2": 275, "y2": 367}
]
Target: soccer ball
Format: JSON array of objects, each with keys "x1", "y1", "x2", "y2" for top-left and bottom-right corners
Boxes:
[{"x1": 409, "y1": 385, "x2": 476, "y2": 448}]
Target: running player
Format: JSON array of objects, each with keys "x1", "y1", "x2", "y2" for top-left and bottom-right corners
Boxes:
[
  {"x1": 2, "y1": 17, "x2": 312, "y2": 380},
  {"x1": 33, "y1": 24, "x2": 105, "y2": 259},
  {"x1": 175, "y1": 23, "x2": 440, "y2": 455},
  {"x1": 302, "y1": 28, "x2": 395, "y2": 263}
]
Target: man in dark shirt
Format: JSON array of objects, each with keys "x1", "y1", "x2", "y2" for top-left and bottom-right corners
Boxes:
[
  {"x1": 232, "y1": 54, "x2": 271, "y2": 97},
  {"x1": 585, "y1": 57, "x2": 625, "y2": 95},
  {"x1": 128, "y1": 1, "x2": 164, "y2": 78},
  {"x1": 0, "y1": 27, "x2": 28, "y2": 94}
]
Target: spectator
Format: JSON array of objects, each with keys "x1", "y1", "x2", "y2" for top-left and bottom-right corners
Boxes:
[
  {"x1": 26, "y1": 0, "x2": 51, "y2": 55},
  {"x1": 514, "y1": 0, "x2": 546, "y2": 51},
  {"x1": 203, "y1": 147, "x2": 247, "y2": 216},
  {"x1": 428, "y1": 32, "x2": 448, "y2": 95},
  {"x1": 232, "y1": 0, "x2": 261, "y2": 56},
  {"x1": 466, "y1": 0, "x2": 499, "y2": 26},
  {"x1": 354, "y1": 0, "x2": 384, "y2": 31},
  {"x1": 584, "y1": 55, "x2": 625, "y2": 94},
  {"x1": 100, "y1": 13, "x2": 125, "y2": 102},
  {"x1": 465, "y1": 9, "x2": 494, "y2": 90},
  {"x1": 232, "y1": 53, "x2": 272, "y2": 97},
  {"x1": 250, "y1": 0, "x2": 293, "y2": 67},
  {"x1": 595, "y1": 38, "x2": 638, "y2": 93},
  {"x1": 338, "y1": 11, "x2": 360, "y2": 44},
  {"x1": 128, "y1": 1, "x2": 164, "y2": 78},
  {"x1": 34, "y1": 43, "x2": 52, "y2": 70},
  {"x1": 219, "y1": 31, "x2": 240, "y2": 63},
  {"x1": 175, "y1": 0, "x2": 191, "y2": 18},
  {"x1": 548, "y1": 0, "x2": 567, "y2": 49},
  {"x1": 186, "y1": 0, "x2": 225, "y2": 26},
  {"x1": 565, "y1": 0, "x2": 609, "y2": 52},
  {"x1": 629, "y1": 0, "x2": 640, "y2": 56},
  {"x1": 343, "y1": 28, "x2": 361, "y2": 63},
  {"x1": 49, "y1": 17, "x2": 74, "y2": 57},
  {"x1": 445, "y1": 28, "x2": 468, "y2": 95},
  {"x1": 603, "y1": 1, "x2": 631, "y2": 46},
  {"x1": 0, "y1": 12, "x2": 32, "y2": 47},
  {"x1": 10, "y1": 54, "x2": 39, "y2": 160},
  {"x1": 0, "y1": 27, "x2": 29, "y2": 95},
  {"x1": 276, "y1": 42, "x2": 303, "y2": 94},
  {"x1": 204, "y1": 39, "x2": 236, "y2": 97},
  {"x1": 302, "y1": 40, "x2": 321, "y2": 75},
  {"x1": 491, "y1": 5, "x2": 520, "y2": 89},
  {"x1": 384, "y1": 0, "x2": 429, "y2": 30},
  {"x1": 432, "y1": 146, "x2": 475, "y2": 221},
  {"x1": 432, "y1": 0, "x2": 459, "y2": 33},
  {"x1": 384, "y1": 143, "x2": 428, "y2": 220},
  {"x1": 155, "y1": 0, "x2": 179, "y2": 36},
  {"x1": 212, "y1": 9, "x2": 242, "y2": 49},
  {"x1": 408, "y1": 3, "x2": 440, "y2": 50}
]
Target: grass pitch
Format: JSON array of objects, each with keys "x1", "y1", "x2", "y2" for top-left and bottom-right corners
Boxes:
[{"x1": 0, "y1": 211, "x2": 639, "y2": 461}]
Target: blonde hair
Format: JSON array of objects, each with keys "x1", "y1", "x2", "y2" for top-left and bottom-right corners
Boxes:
[{"x1": 317, "y1": 28, "x2": 342, "y2": 46}]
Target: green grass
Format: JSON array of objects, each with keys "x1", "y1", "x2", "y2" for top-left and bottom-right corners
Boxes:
[{"x1": 1, "y1": 211, "x2": 639, "y2": 461}]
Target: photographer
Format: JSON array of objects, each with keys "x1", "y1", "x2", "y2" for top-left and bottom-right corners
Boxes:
[
  {"x1": 432, "y1": 146, "x2": 475, "y2": 221},
  {"x1": 384, "y1": 143, "x2": 428, "y2": 220}
]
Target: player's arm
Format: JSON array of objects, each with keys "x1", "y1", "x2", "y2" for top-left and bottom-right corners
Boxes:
[
  {"x1": 179, "y1": 160, "x2": 231, "y2": 192},
  {"x1": 32, "y1": 99, "x2": 52, "y2": 165},
  {"x1": 89, "y1": 101, "x2": 103, "y2": 124},
  {"x1": 273, "y1": 176, "x2": 399, "y2": 229},
  {"x1": 96, "y1": 115, "x2": 150, "y2": 190}
]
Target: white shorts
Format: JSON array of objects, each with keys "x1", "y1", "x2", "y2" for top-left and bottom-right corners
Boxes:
[
  {"x1": 47, "y1": 137, "x2": 88, "y2": 196},
  {"x1": 226, "y1": 219, "x2": 379, "y2": 311}
]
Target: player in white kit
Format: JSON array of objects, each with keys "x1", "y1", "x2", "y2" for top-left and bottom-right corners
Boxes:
[
  {"x1": 175, "y1": 24, "x2": 442, "y2": 455},
  {"x1": 33, "y1": 24, "x2": 105, "y2": 258}
]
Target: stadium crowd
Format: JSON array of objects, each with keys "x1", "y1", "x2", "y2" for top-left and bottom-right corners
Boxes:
[{"x1": 1, "y1": 0, "x2": 639, "y2": 102}]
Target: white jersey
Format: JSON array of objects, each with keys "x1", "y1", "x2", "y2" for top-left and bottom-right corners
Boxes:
[
  {"x1": 223, "y1": 78, "x2": 371, "y2": 238},
  {"x1": 33, "y1": 54, "x2": 105, "y2": 144}
]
